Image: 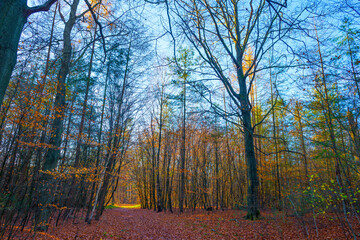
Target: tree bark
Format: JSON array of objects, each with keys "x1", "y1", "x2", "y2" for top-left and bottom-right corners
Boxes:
[
  {"x1": 270, "y1": 74, "x2": 281, "y2": 210},
  {"x1": 37, "y1": 0, "x2": 80, "y2": 230},
  {"x1": 94, "y1": 41, "x2": 131, "y2": 220},
  {"x1": 0, "y1": 0, "x2": 27, "y2": 108},
  {"x1": 295, "y1": 101, "x2": 309, "y2": 182},
  {"x1": 0, "y1": 0, "x2": 58, "y2": 108},
  {"x1": 348, "y1": 111, "x2": 360, "y2": 162},
  {"x1": 74, "y1": 2, "x2": 100, "y2": 168},
  {"x1": 156, "y1": 88, "x2": 164, "y2": 212},
  {"x1": 235, "y1": 42, "x2": 259, "y2": 219},
  {"x1": 179, "y1": 72, "x2": 186, "y2": 213},
  {"x1": 44, "y1": 0, "x2": 80, "y2": 171}
]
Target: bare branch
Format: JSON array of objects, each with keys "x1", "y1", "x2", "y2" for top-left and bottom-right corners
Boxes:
[
  {"x1": 58, "y1": 2, "x2": 66, "y2": 23},
  {"x1": 27, "y1": 0, "x2": 58, "y2": 16},
  {"x1": 145, "y1": 0, "x2": 166, "y2": 4},
  {"x1": 83, "y1": 0, "x2": 107, "y2": 62}
]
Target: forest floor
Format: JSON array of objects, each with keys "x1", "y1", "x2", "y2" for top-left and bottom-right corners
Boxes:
[{"x1": 9, "y1": 206, "x2": 360, "y2": 239}]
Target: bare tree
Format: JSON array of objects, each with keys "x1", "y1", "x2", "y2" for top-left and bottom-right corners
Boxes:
[{"x1": 171, "y1": 0, "x2": 289, "y2": 219}]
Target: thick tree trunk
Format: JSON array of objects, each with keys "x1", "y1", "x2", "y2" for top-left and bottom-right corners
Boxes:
[
  {"x1": 235, "y1": 43, "x2": 259, "y2": 219},
  {"x1": 237, "y1": 76, "x2": 259, "y2": 219},
  {"x1": 242, "y1": 109, "x2": 260, "y2": 220},
  {"x1": 44, "y1": 0, "x2": 79, "y2": 171},
  {"x1": 0, "y1": 0, "x2": 27, "y2": 108},
  {"x1": 0, "y1": 0, "x2": 58, "y2": 109},
  {"x1": 37, "y1": 0, "x2": 80, "y2": 230}
]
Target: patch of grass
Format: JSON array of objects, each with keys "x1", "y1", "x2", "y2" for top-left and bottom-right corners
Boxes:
[
  {"x1": 105, "y1": 204, "x2": 141, "y2": 209},
  {"x1": 117, "y1": 204, "x2": 141, "y2": 209},
  {"x1": 105, "y1": 204, "x2": 120, "y2": 209}
]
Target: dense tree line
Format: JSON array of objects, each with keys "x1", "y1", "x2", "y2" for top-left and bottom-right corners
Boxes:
[{"x1": 0, "y1": 0, "x2": 150, "y2": 237}]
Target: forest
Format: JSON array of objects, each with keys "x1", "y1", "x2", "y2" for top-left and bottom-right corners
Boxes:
[{"x1": 0, "y1": 0, "x2": 360, "y2": 239}]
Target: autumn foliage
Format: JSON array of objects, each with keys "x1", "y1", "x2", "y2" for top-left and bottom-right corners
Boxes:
[{"x1": 0, "y1": 0, "x2": 360, "y2": 239}]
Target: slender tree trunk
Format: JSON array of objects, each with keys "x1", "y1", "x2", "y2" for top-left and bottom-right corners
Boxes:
[
  {"x1": 315, "y1": 25, "x2": 342, "y2": 185},
  {"x1": 348, "y1": 111, "x2": 360, "y2": 162},
  {"x1": 165, "y1": 136, "x2": 173, "y2": 212},
  {"x1": 214, "y1": 125, "x2": 219, "y2": 210},
  {"x1": 95, "y1": 41, "x2": 131, "y2": 220},
  {"x1": 62, "y1": 94, "x2": 77, "y2": 161},
  {"x1": 74, "y1": 3, "x2": 100, "y2": 167},
  {"x1": 295, "y1": 101, "x2": 309, "y2": 182},
  {"x1": 87, "y1": 157, "x2": 109, "y2": 224},
  {"x1": 315, "y1": 24, "x2": 356, "y2": 239},
  {"x1": 179, "y1": 74, "x2": 186, "y2": 213},
  {"x1": 270, "y1": 77, "x2": 281, "y2": 210},
  {"x1": 347, "y1": 33, "x2": 360, "y2": 101},
  {"x1": 151, "y1": 127, "x2": 156, "y2": 211},
  {"x1": 86, "y1": 60, "x2": 109, "y2": 222},
  {"x1": 143, "y1": 153, "x2": 149, "y2": 209},
  {"x1": 161, "y1": 133, "x2": 168, "y2": 211},
  {"x1": 156, "y1": 90, "x2": 164, "y2": 212}
]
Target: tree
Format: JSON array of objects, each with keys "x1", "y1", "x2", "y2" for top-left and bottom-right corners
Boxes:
[
  {"x1": 0, "y1": 0, "x2": 58, "y2": 108},
  {"x1": 171, "y1": 0, "x2": 291, "y2": 219},
  {"x1": 37, "y1": 0, "x2": 81, "y2": 230},
  {"x1": 169, "y1": 47, "x2": 196, "y2": 212}
]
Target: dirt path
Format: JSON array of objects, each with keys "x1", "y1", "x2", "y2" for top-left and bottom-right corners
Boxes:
[
  {"x1": 17, "y1": 208, "x2": 358, "y2": 239},
  {"x1": 48, "y1": 208, "x2": 252, "y2": 240}
]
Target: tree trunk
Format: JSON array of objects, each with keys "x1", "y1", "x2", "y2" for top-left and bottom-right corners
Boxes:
[
  {"x1": 156, "y1": 92, "x2": 164, "y2": 212},
  {"x1": 315, "y1": 24, "x2": 356, "y2": 239},
  {"x1": 214, "y1": 126, "x2": 219, "y2": 210},
  {"x1": 74, "y1": 3, "x2": 100, "y2": 168},
  {"x1": 295, "y1": 101, "x2": 309, "y2": 183},
  {"x1": 95, "y1": 41, "x2": 131, "y2": 220},
  {"x1": 348, "y1": 111, "x2": 360, "y2": 162},
  {"x1": 86, "y1": 60, "x2": 109, "y2": 222},
  {"x1": 179, "y1": 74, "x2": 186, "y2": 213},
  {"x1": 270, "y1": 76, "x2": 282, "y2": 210},
  {"x1": 242, "y1": 109, "x2": 259, "y2": 220},
  {"x1": 0, "y1": 0, "x2": 58, "y2": 109},
  {"x1": 37, "y1": 0, "x2": 80, "y2": 230},
  {"x1": 235, "y1": 42, "x2": 259, "y2": 219},
  {"x1": 0, "y1": 0, "x2": 27, "y2": 108}
]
